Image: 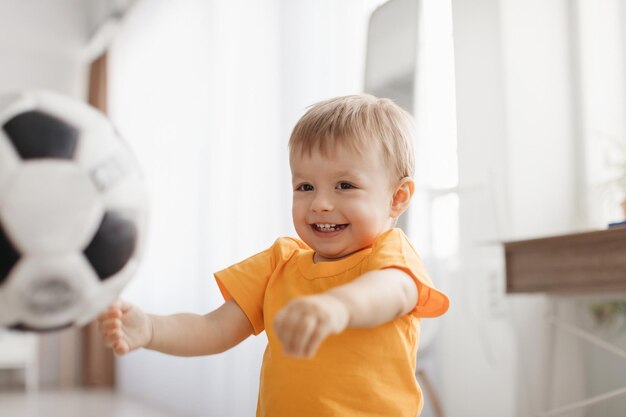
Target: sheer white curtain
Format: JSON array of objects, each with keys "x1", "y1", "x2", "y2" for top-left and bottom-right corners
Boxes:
[{"x1": 107, "y1": 1, "x2": 380, "y2": 415}]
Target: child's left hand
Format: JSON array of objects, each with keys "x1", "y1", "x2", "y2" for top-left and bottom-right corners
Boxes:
[{"x1": 273, "y1": 294, "x2": 350, "y2": 358}]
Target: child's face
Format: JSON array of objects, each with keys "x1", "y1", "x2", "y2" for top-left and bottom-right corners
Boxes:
[{"x1": 290, "y1": 144, "x2": 397, "y2": 262}]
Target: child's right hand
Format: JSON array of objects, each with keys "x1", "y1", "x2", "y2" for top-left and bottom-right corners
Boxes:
[{"x1": 97, "y1": 300, "x2": 153, "y2": 356}]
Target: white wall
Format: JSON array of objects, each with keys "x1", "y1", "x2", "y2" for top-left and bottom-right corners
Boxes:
[
  {"x1": 444, "y1": 2, "x2": 516, "y2": 415},
  {"x1": 446, "y1": 0, "x2": 584, "y2": 416},
  {"x1": 0, "y1": 0, "x2": 89, "y2": 96},
  {"x1": 578, "y1": 0, "x2": 626, "y2": 227}
]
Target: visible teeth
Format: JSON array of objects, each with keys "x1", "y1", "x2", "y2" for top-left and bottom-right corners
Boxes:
[{"x1": 315, "y1": 223, "x2": 341, "y2": 231}]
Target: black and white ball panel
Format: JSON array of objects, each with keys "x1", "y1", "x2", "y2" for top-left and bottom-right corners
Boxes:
[
  {"x1": 75, "y1": 115, "x2": 130, "y2": 175},
  {"x1": 35, "y1": 92, "x2": 128, "y2": 174},
  {"x1": 84, "y1": 211, "x2": 137, "y2": 281},
  {"x1": 2, "y1": 254, "x2": 98, "y2": 330},
  {"x1": 3, "y1": 111, "x2": 78, "y2": 160},
  {"x1": 1, "y1": 161, "x2": 105, "y2": 255}
]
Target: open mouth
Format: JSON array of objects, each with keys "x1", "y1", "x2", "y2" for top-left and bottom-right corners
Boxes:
[{"x1": 312, "y1": 223, "x2": 348, "y2": 232}]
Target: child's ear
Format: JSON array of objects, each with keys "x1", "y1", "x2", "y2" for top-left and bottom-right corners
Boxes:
[{"x1": 390, "y1": 177, "x2": 415, "y2": 218}]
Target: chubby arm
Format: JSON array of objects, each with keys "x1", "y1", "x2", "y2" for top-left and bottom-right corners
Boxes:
[
  {"x1": 273, "y1": 268, "x2": 417, "y2": 358},
  {"x1": 99, "y1": 299, "x2": 254, "y2": 357}
]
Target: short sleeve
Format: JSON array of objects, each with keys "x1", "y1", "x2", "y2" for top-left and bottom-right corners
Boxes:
[
  {"x1": 366, "y1": 229, "x2": 449, "y2": 318},
  {"x1": 214, "y1": 238, "x2": 303, "y2": 335}
]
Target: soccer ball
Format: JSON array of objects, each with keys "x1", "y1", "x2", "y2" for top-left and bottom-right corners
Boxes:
[{"x1": 0, "y1": 90, "x2": 148, "y2": 332}]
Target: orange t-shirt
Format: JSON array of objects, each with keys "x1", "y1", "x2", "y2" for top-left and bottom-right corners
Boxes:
[{"x1": 215, "y1": 228, "x2": 449, "y2": 417}]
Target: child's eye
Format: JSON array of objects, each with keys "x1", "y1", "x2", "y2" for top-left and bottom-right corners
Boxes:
[
  {"x1": 296, "y1": 183, "x2": 314, "y2": 191},
  {"x1": 337, "y1": 182, "x2": 355, "y2": 190}
]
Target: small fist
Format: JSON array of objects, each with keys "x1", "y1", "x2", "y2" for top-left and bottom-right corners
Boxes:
[
  {"x1": 97, "y1": 300, "x2": 152, "y2": 355},
  {"x1": 273, "y1": 294, "x2": 349, "y2": 358}
]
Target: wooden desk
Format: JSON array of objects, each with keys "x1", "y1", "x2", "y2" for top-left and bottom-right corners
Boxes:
[
  {"x1": 505, "y1": 227, "x2": 626, "y2": 416},
  {"x1": 504, "y1": 227, "x2": 626, "y2": 294}
]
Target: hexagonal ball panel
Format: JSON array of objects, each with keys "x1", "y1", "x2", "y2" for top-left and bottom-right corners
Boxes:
[
  {"x1": 0, "y1": 221, "x2": 20, "y2": 285},
  {"x1": 2, "y1": 253, "x2": 99, "y2": 331},
  {"x1": 84, "y1": 211, "x2": 137, "y2": 281},
  {"x1": 2, "y1": 110, "x2": 78, "y2": 160},
  {"x1": 0, "y1": 161, "x2": 105, "y2": 255}
]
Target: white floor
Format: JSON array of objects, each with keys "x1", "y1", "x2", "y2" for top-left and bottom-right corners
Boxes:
[{"x1": 0, "y1": 388, "x2": 184, "y2": 417}]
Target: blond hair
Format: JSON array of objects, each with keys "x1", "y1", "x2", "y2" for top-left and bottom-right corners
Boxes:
[{"x1": 288, "y1": 94, "x2": 415, "y2": 181}]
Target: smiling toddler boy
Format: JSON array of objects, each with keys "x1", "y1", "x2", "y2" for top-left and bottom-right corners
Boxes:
[{"x1": 99, "y1": 94, "x2": 449, "y2": 417}]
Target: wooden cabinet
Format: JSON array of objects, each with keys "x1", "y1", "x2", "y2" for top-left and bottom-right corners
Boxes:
[{"x1": 504, "y1": 227, "x2": 626, "y2": 294}]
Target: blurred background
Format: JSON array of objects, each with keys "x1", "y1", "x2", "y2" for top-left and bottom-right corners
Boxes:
[{"x1": 1, "y1": 0, "x2": 626, "y2": 416}]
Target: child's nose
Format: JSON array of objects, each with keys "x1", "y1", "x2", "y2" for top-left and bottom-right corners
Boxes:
[{"x1": 310, "y1": 192, "x2": 334, "y2": 212}]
